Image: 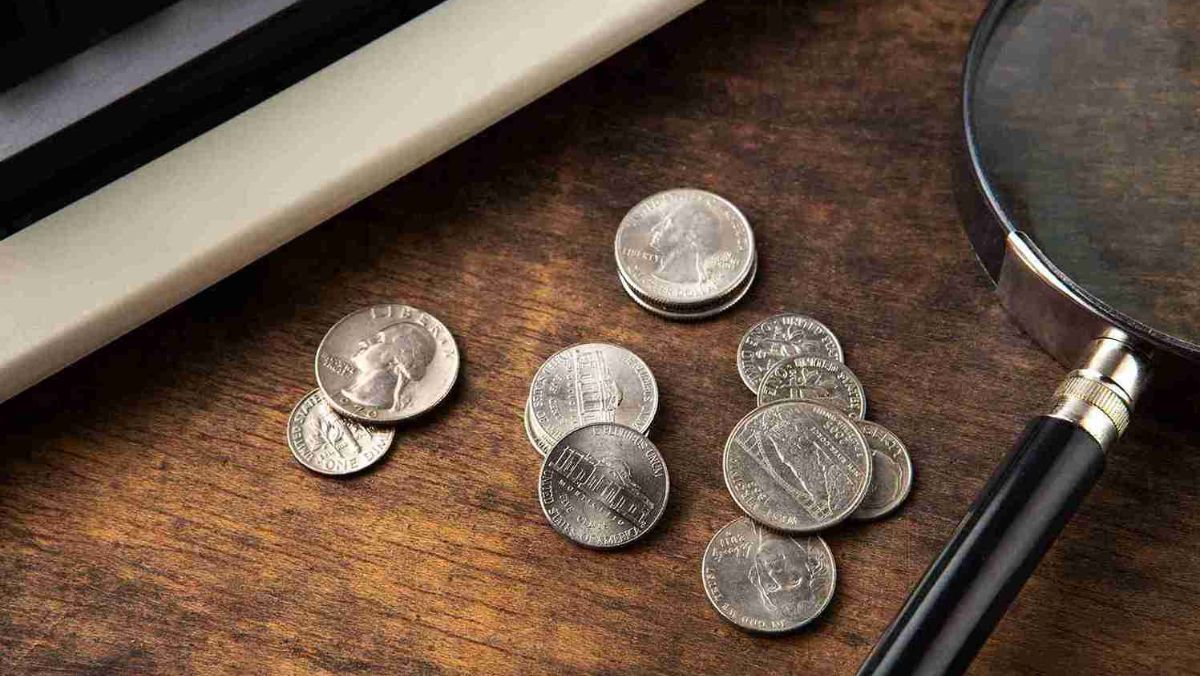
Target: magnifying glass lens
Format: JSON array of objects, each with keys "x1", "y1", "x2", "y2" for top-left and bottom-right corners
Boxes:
[{"x1": 972, "y1": 0, "x2": 1200, "y2": 347}]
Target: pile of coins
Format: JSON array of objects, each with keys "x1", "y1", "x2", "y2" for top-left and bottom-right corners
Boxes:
[
  {"x1": 702, "y1": 313, "x2": 914, "y2": 633},
  {"x1": 614, "y1": 188, "x2": 757, "y2": 320},
  {"x1": 286, "y1": 304, "x2": 460, "y2": 475},
  {"x1": 523, "y1": 343, "x2": 670, "y2": 548}
]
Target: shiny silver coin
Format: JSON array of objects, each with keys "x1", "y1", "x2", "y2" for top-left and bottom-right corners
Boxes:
[
  {"x1": 528, "y1": 343, "x2": 657, "y2": 445},
  {"x1": 701, "y1": 517, "x2": 836, "y2": 633},
  {"x1": 756, "y1": 355, "x2": 866, "y2": 420},
  {"x1": 850, "y1": 421, "x2": 914, "y2": 521},
  {"x1": 539, "y1": 422, "x2": 669, "y2": 548},
  {"x1": 287, "y1": 389, "x2": 395, "y2": 475},
  {"x1": 523, "y1": 398, "x2": 553, "y2": 456},
  {"x1": 619, "y1": 257, "x2": 758, "y2": 321},
  {"x1": 315, "y1": 305, "x2": 459, "y2": 423},
  {"x1": 737, "y1": 314, "x2": 843, "y2": 394},
  {"x1": 724, "y1": 400, "x2": 871, "y2": 533},
  {"x1": 614, "y1": 188, "x2": 756, "y2": 307}
]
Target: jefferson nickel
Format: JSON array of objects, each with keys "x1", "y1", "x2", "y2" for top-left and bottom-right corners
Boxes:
[
  {"x1": 538, "y1": 422, "x2": 669, "y2": 548},
  {"x1": 850, "y1": 421, "x2": 914, "y2": 521}
]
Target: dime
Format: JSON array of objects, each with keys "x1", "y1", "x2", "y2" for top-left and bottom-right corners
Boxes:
[
  {"x1": 849, "y1": 421, "x2": 913, "y2": 521},
  {"x1": 538, "y1": 422, "x2": 669, "y2": 548},
  {"x1": 614, "y1": 188, "x2": 755, "y2": 307},
  {"x1": 723, "y1": 400, "x2": 871, "y2": 533},
  {"x1": 315, "y1": 305, "x2": 459, "y2": 423},
  {"x1": 528, "y1": 343, "x2": 657, "y2": 444},
  {"x1": 287, "y1": 389, "x2": 395, "y2": 475},
  {"x1": 701, "y1": 517, "x2": 836, "y2": 633},
  {"x1": 619, "y1": 258, "x2": 758, "y2": 321},
  {"x1": 523, "y1": 398, "x2": 553, "y2": 456},
  {"x1": 756, "y1": 355, "x2": 866, "y2": 420},
  {"x1": 737, "y1": 314, "x2": 843, "y2": 393}
]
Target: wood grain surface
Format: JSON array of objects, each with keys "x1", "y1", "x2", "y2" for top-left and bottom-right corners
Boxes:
[{"x1": 4, "y1": 1, "x2": 1199, "y2": 673}]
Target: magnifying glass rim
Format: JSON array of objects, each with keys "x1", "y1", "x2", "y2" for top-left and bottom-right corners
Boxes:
[{"x1": 960, "y1": 0, "x2": 1200, "y2": 363}]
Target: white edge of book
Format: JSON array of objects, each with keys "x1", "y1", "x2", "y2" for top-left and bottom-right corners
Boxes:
[{"x1": 0, "y1": 0, "x2": 703, "y2": 403}]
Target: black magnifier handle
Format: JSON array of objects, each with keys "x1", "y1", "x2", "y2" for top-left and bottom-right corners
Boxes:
[{"x1": 859, "y1": 336, "x2": 1148, "y2": 676}]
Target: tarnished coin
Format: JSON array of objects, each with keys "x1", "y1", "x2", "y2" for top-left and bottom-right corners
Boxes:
[
  {"x1": 702, "y1": 517, "x2": 836, "y2": 633},
  {"x1": 850, "y1": 421, "x2": 914, "y2": 521},
  {"x1": 539, "y1": 422, "x2": 669, "y2": 548},
  {"x1": 315, "y1": 305, "x2": 459, "y2": 423},
  {"x1": 287, "y1": 389, "x2": 395, "y2": 475},
  {"x1": 528, "y1": 343, "x2": 657, "y2": 445},
  {"x1": 756, "y1": 355, "x2": 866, "y2": 420},
  {"x1": 737, "y1": 314, "x2": 843, "y2": 393},
  {"x1": 724, "y1": 400, "x2": 871, "y2": 533},
  {"x1": 619, "y1": 258, "x2": 758, "y2": 321},
  {"x1": 614, "y1": 188, "x2": 755, "y2": 307},
  {"x1": 523, "y1": 399, "x2": 553, "y2": 456}
]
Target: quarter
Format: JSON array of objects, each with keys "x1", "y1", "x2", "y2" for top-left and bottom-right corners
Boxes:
[
  {"x1": 723, "y1": 400, "x2": 871, "y2": 533},
  {"x1": 849, "y1": 421, "x2": 914, "y2": 521},
  {"x1": 539, "y1": 423, "x2": 669, "y2": 548},
  {"x1": 315, "y1": 305, "x2": 460, "y2": 424},
  {"x1": 702, "y1": 516, "x2": 836, "y2": 633},
  {"x1": 756, "y1": 355, "x2": 866, "y2": 420},
  {"x1": 737, "y1": 314, "x2": 843, "y2": 393},
  {"x1": 614, "y1": 188, "x2": 755, "y2": 307},
  {"x1": 287, "y1": 389, "x2": 395, "y2": 475}
]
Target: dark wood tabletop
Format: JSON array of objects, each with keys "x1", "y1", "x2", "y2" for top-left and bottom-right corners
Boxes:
[{"x1": 4, "y1": 1, "x2": 1199, "y2": 673}]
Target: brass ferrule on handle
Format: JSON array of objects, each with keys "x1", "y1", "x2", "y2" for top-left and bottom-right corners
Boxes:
[{"x1": 1047, "y1": 333, "x2": 1149, "y2": 450}]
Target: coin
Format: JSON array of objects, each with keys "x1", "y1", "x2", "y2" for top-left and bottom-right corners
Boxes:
[
  {"x1": 701, "y1": 517, "x2": 836, "y2": 633},
  {"x1": 756, "y1": 355, "x2": 866, "y2": 420},
  {"x1": 737, "y1": 314, "x2": 843, "y2": 393},
  {"x1": 287, "y1": 389, "x2": 395, "y2": 475},
  {"x1": 723, "y1": 400, "x2": 871, "y2": 533},
  {"x1": 849, "y1": 421, "x2": 913, "y2": 521},
  {"x1": 614, "y1": 188, "x2": 755, "y2": 307},
  {"x1": 528, "y1": 343, "x2": 657, "y2": 444},
  {"x1": 619, "y1": 258, "x2": 758, "y2": 321},
  {"x1": 315, "y1": 305, "x2": 460, "y2": 423},
  {"x1": 523, "y1": 398, "x2": 553, "y2": 456},
  {"x1": 538, "y1": 422, "x2": 669, "y2": 548}
]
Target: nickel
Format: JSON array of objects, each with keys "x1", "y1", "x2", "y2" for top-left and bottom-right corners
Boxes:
[
  {"x1": 528, "y1": 343, "x2": 657, "y2": 445},
  {"x1": 850, "y1": 421, "x2": 913, "y2": 521},
  {"x1": 702, "y1": 516, "x2": 836, "y2": 633},
  {"x1": 539, "y1": 423, "x2": 669, "y2": 548}
]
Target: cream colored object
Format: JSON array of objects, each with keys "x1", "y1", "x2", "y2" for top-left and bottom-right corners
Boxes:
[{"x1": 0, "y1": 0, "x2": 702, "y2": 404}]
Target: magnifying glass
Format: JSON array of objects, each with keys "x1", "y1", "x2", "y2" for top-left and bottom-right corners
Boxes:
[{"x1": 860, "y1": 0, "x2": 1199, "y2": 673}]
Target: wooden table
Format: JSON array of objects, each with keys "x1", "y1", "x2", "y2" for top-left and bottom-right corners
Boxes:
[{"x1": 4, "y1": 1, "x2": 1199, "y2": 673}]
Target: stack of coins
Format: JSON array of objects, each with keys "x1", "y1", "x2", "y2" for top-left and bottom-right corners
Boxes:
[
  {"x1": 524, "y1": 343, "x2": 669, "y2": 548},
  {"x1": 702, "y1": 313, "x2": 914, "y2": 633},
  {"x1": 614, "y1": 188, "x2": 757, "y2": 320},
  {"x1": 286, "y1": 304, "x2": 460, "y2": 475}
]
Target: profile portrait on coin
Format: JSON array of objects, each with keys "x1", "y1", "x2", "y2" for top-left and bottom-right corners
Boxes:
[
  {"x1": 340, "y1": 321, "x2": 437, "y2": 411},
  {"x1": 747, "y1": 523, "x2": 829, "y2": 615},
  {"x1": 648, "y1": 200, "x2": 725, "y2": 284}
]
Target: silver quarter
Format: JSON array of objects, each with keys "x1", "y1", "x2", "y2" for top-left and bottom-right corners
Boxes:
[
  {"x1": 528, "y1": 343, "x2": 657, "y2": 444},
  {"x1": 315, "y1": 305, "x2": 460, "y2": 423},
  {"x1": 619, "y1": 258, "x2": 758, "y2": 321},
  {"x1": 737, "y1": 314, "x2": 843, "y2": 393},
  {"x1": 850, "y1": 421, "x2": 914, "y2": 521},
  {"x1": 287, "y1": 389, "x2": 395, "y2": 475},
  {"x1": 524, "y1": 398, "x2": 553, "y2": 456},
  {"x1": 724, "y1": 400, "x2": 871, "y2": 533},
  {"x1": 614, "y1": 188, "x2": 755, "y2": 307},
  {"x1": 756, "y1": 355, "x2": 866, "y2": 420},
  {"x1": 702, "y1": 517, "x2": 836, "y2": 633},
  {"x1": 538, "y1": 422, "x2": 669, "y2": 548}
]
